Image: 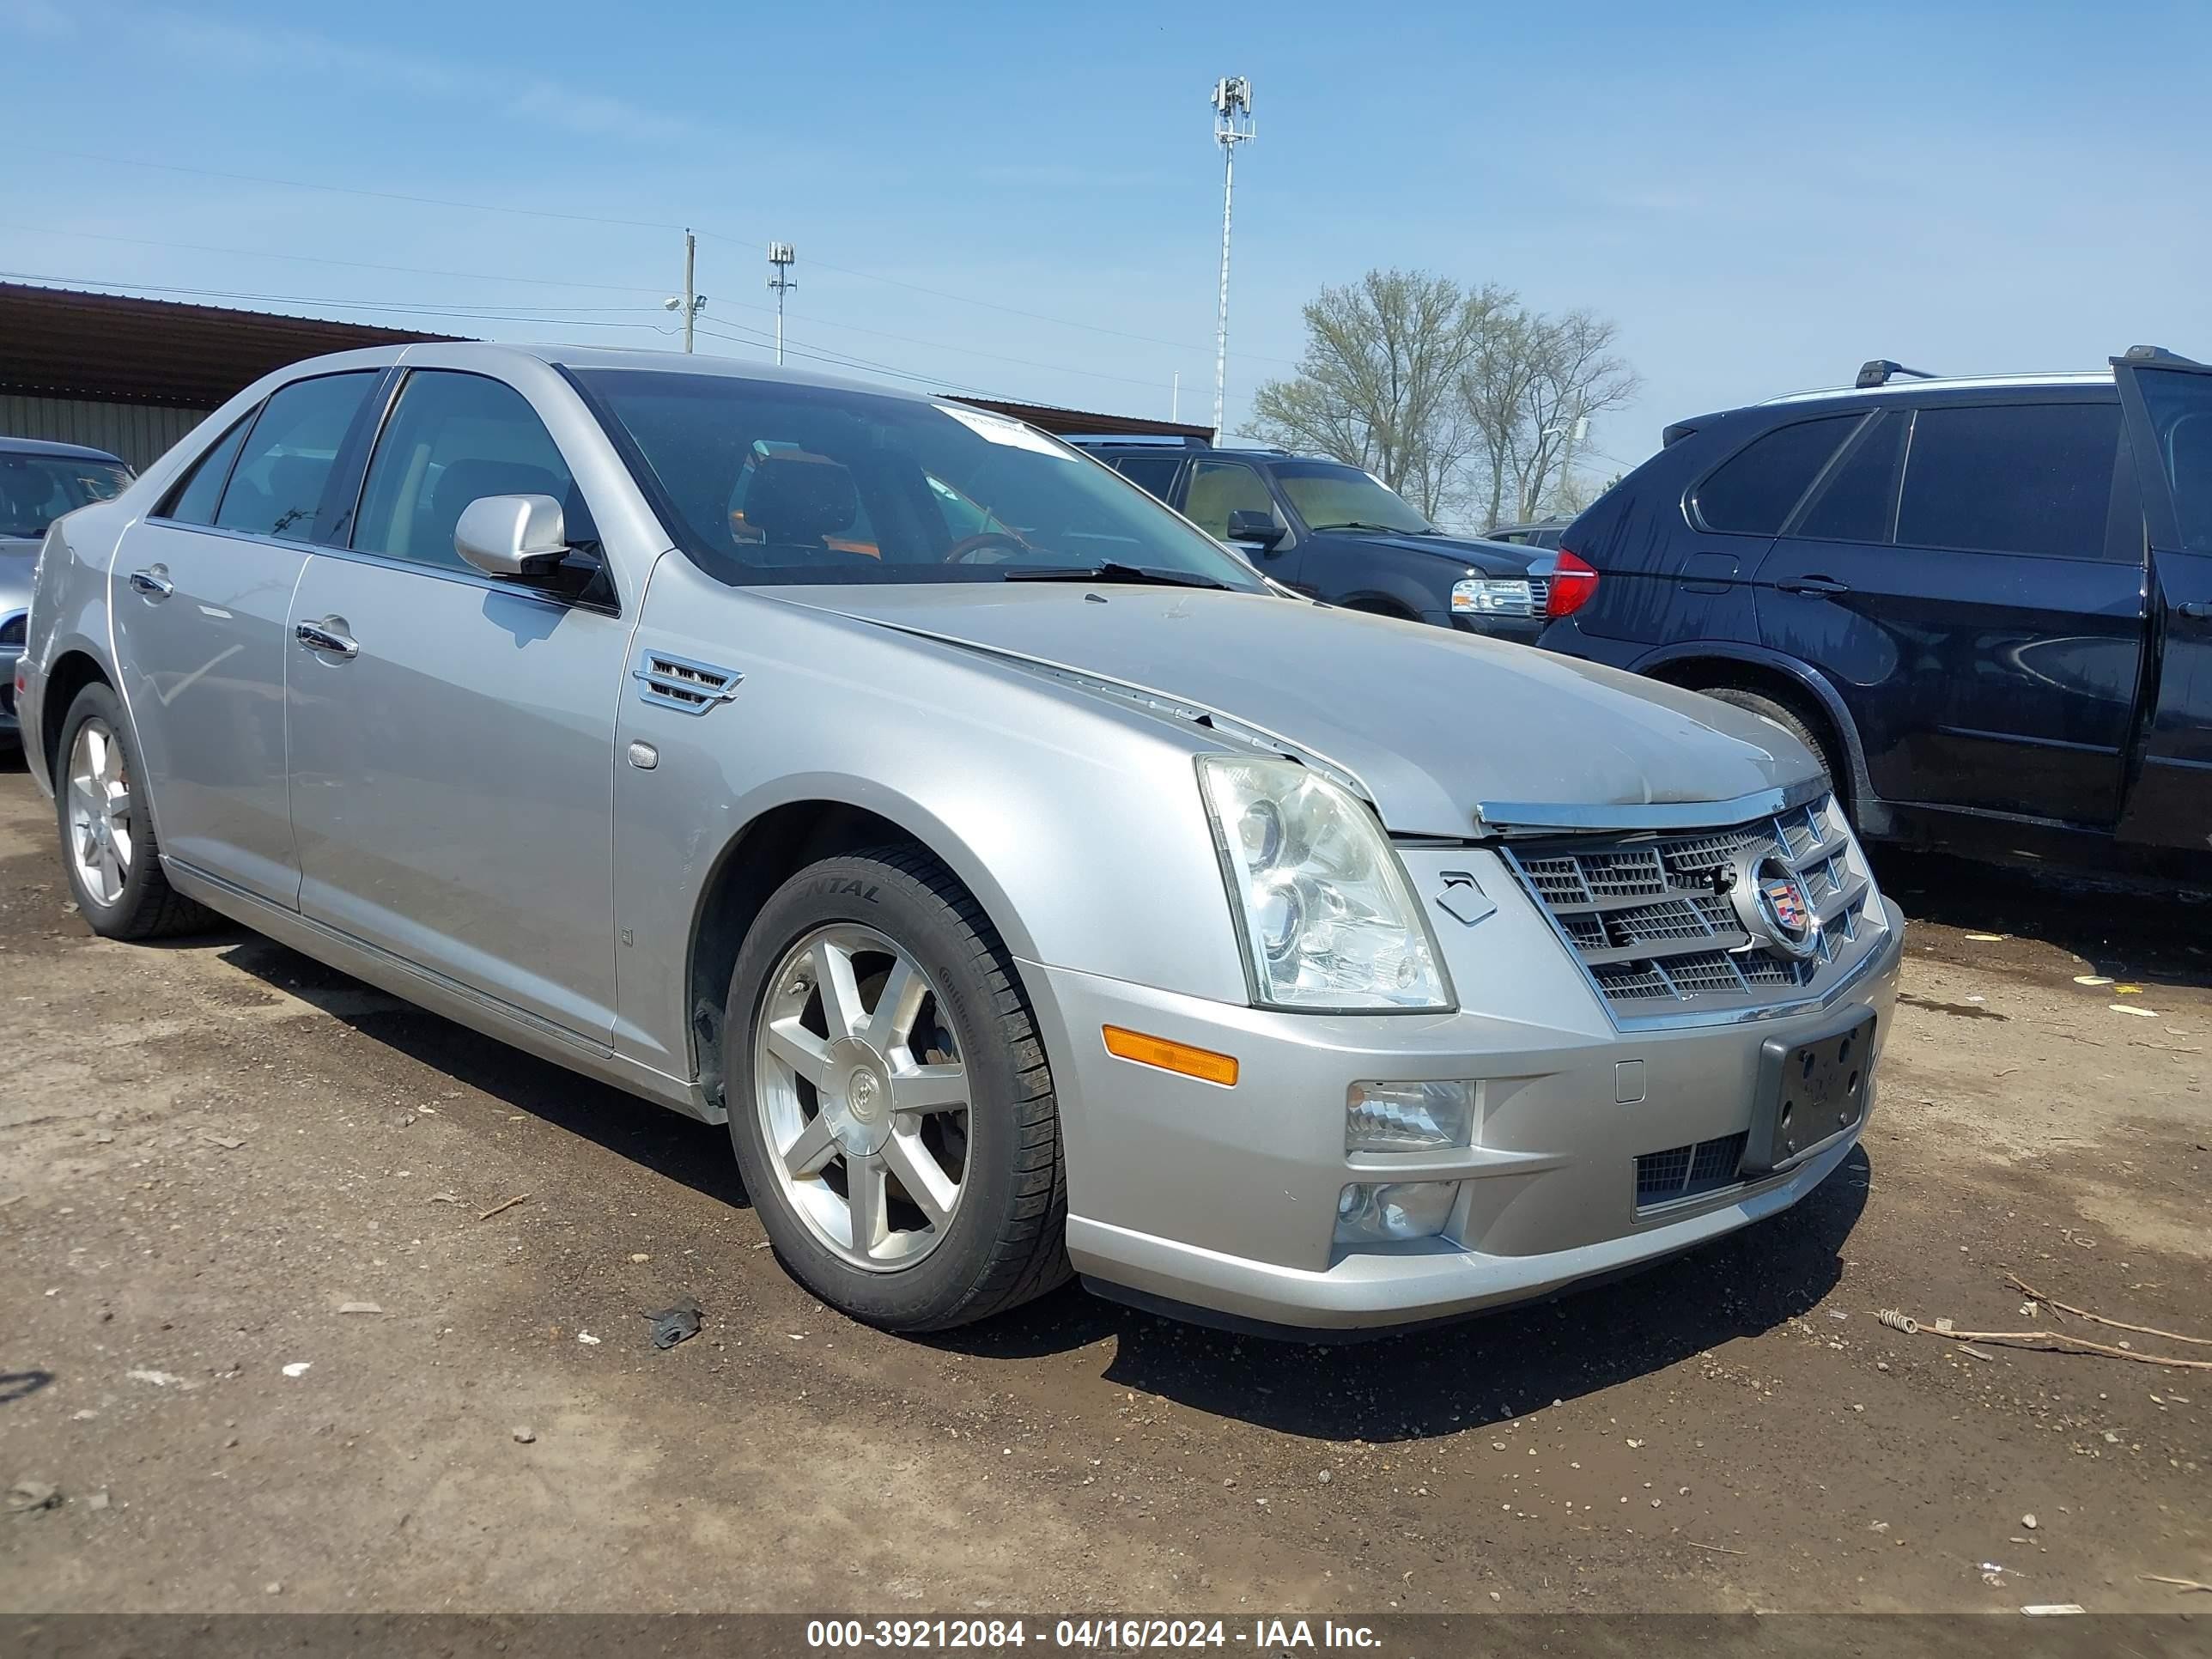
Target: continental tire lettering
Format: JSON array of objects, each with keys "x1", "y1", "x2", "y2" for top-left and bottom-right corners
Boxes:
[{"x1": 804, "y1": 877, "x2": 881, "y2": 902}]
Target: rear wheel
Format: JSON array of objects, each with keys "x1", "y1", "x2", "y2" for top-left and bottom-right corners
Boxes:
[
  {"x1": 53, "y1": 683, "x2": 211, "y2": 940},
  {"x1": 726, "y1": 847, "x2": 1068, "y2": 1331}
]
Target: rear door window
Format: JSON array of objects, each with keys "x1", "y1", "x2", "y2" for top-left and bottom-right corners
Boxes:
[
  {"x1": 1692, "y1": 416, "x2": 1862, "y2": 535},
  {"x1": 1114, "y1": 455, "x2": 1179, "y2": 500},
  {"x1": 1896, "y1": 402, "x2": 2120, "y2": 558},
  {"x1": 214, "y1": 371, "x2": 380, "y2": 542},
  {"x1": 1793, "y1": 410, "x2": 1908, "y2": 543}
]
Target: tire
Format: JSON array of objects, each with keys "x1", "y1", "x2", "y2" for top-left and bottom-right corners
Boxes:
[
  {"x1": 725, "y1": 846, "x2": 1069, "y2": 1331},
  {"x1": 1699, "y1": 686, "x2": 1839, "y2": 795},
  {"x1": 53, "y1": 682, "x2": 213, "y2": 940}
]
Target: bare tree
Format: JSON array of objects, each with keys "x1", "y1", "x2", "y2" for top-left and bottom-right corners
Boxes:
[
  {"x1": 1244, "y1": 269, "x2": 1638, "y2": 532},
  {"x1": 1462, "y1": 308, "x2": 1640, "y2": 526},
  {"x1": 1242, "y1": 270, "x2": 1510, "y2": 520}
]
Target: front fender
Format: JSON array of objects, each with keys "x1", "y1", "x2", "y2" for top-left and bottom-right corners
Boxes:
[{"x1": 610, "y1": 559, "x2": 1254, "y2": 1079}]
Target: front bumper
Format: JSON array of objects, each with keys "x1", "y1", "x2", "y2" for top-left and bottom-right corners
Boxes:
[
  {"x1": 1, "y1": 644, "x2": 21, "y2": 739},
  {"x1": 1028, "y1": 857, "x2": 1902, "y2": 1333}
]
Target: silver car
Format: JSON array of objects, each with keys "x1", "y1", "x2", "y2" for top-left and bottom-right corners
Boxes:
[
  {"x1": 2, "y1": 437, "x2": 132, "y2": 751},
  {"x1": 18, "y1": 344, "x2": 1902, "y2": 1334}
]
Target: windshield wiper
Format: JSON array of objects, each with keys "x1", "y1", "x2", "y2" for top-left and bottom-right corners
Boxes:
[
  {"x1": 1002, "y1": 562, "x2": 1233, "y2": 591},
  {"x1": 1307, "y1": 520, "x2": 1427, "y2": 535}
]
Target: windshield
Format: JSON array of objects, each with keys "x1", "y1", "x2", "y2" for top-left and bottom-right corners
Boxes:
[
  {"x1": 0, "y1": 453, "x2": 131, "y2": 540},
  {"x1": 574, "y1": 369, "x2": 1268, "y2": 591},
  {"x1": 1271, "y1": 461, "x2": 1434, "y2": 534}
]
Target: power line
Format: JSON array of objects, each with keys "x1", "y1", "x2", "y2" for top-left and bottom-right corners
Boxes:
[
  {"x1": 18, "y1": 147, "x2": 683, "y2": 234},
  {"x1": 1, "y1": 222, "x2": 666, "y2": 295},
  {"x1": 690, "y1": 321, "x2": 996, "y2": 398},
  {"x1": 23, "y1": 144, "x2": 1299, "y2": 368},
  {"x1": 0, "y1": 270, "x2": 677, "y2": 332}
]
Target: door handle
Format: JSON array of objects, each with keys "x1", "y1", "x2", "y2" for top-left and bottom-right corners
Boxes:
[
  {"x1": 1778, "y1": 576, "x2": 1851, "y2": 597},
  {"x1": 127, "y1": 567, "x2": 173, "y2": 600},
  {"x1": 295, "y1": 617, "x2": 359, "y2": 659},
  {"x1": 2179, "y1": 601, "x2": 2212, "y2": 620}
]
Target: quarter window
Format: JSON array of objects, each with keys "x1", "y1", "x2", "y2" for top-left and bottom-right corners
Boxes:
[
  {"x1": 213, "y1": 372, "x2": 380, "y2": 542},
  {"x1": 1182, "y1": 461, "x2": 1279, "y2": 539},
  {"x1": 1693, "y1": 416, "x2": 1860, "y2": 536},
  {"x1": 1896, "y1": 403, "x2": 2119, "y2": 558},
  {"x1": 2136, "y1": 369, "x2": 2212, "y2": 554},
  {"x1": 354, "y1": 371, "x2": 578, "y2": 570},
  {"x1": 160, "y1": 415, "x2": 253, "y2": 526}
]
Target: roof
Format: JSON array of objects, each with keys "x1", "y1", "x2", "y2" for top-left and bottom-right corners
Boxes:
[
  {"x1": 0, "y1": 283, "x2": 458, "y2": 408},
  {"x1": 0, "y1": 434, "x2": 127, "y2": 464},
  {"x1": 0, "y1": 285, "x2": 1210, "y2": 441}
]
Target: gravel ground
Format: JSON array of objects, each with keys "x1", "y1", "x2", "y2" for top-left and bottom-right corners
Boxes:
[{"x1": 1, "y1": 763, "x2": 2206, "y2": 1613}]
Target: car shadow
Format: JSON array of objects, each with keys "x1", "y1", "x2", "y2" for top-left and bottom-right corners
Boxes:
[
  {"x1": 942, "y1": 1146, "x2": 1872, "y2": 1443},
  {"x1": 1872, "y1": 846, "x2": 2212, "y2": 990},
  {"x1": 206, "y1": 933, "x2": 753, "y2": 1212}
]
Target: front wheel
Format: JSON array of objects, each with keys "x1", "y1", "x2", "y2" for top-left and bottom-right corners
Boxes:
[{"x1": 726, "y1": 847, "x2": 1069, "y2": 1330}]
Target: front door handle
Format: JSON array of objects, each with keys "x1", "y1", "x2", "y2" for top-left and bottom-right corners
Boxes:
[
  {"x1": 2179, "y1": 600, "x2": 2212, "y2": 620},
  {"x1": 1778, "y1": 576, "x2": 1851, "y2": 597},
  {"x1": 295, "y1": 617, "x2": 359, "y2": 660},
  {"x1": 127, "y1": 567, "x2": 173, "y2": 600}
]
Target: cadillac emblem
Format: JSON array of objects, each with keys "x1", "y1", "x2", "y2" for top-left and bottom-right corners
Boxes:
[{"x1": 1729, "y1": 850, "x2": 1821, "y2": 962}]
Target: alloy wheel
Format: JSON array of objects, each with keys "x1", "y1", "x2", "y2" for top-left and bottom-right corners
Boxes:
[
  {"x1": 66, "y1": 719, "x2": 135, "y2": 908},
  {"x1": 753, "y1": 923, "x2": 970, "y2": 1270}
]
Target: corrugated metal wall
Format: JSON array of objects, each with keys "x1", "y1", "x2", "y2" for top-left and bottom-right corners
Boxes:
[{"x1": 0, "y1": 396, "x2": 210, "y2": 471}]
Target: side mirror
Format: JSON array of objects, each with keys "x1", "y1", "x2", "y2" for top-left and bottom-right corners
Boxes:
[
  {"x1": 1226, "y1": 508, "x2": 1286, "y2": 551},
  {"x1": 455, "y1": 494, "x2": 571, "y2": 580}
]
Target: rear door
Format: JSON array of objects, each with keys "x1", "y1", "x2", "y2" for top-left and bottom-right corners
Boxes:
[
  {"x1": 109, "y1": 369, "x2": 384, "y2": 904},
  {"x1": 2114, "y1": 358, "x2": 2212, "y2": 851},
  {"x1": 1757, "y1": 396, "x2": 2145, "y2": 826}
]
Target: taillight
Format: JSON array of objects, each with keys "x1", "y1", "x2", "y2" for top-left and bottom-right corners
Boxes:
[{"x1": 1546, "y1": 549, "x2": 1599, "y2": 618}]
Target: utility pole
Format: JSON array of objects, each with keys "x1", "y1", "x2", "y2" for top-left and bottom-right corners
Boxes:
[
  {"x1": 1209, "y1": 76, "x2": 1255, "y2": 448},
  {"x1": 665, "y1": 228, "x2": 706, "y2": 351},
  {"x1": 767, "y1": 243, "x2": 797, "y2": 367},
  {"x1": 1171, "y1": 370, "x2": 1180, "y2": 423}
]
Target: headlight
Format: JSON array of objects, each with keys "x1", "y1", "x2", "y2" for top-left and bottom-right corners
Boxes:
[
  {"x1": 1450, "y1": 576, "x2": 1536, "y2": 617},
  {"x1": 1198, "y1": 757, "x2": 1453, "y2": 1012}
]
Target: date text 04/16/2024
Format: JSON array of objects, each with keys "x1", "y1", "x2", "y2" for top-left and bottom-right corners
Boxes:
[{"x1": 804, "y1": 1620, "x2": 1384, "y2": 1650}]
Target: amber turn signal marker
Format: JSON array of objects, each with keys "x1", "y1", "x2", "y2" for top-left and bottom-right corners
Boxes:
[{"x1": 1101, "y1": 1025, "x2": 1239, "y2": 1087}]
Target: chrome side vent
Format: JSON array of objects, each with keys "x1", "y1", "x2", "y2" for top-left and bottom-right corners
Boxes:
[{"x1": 632, "y1": 652, "x2": 743, "y2": 715}]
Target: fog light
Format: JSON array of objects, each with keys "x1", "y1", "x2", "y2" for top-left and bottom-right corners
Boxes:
[
  {"x1": 1346, "y1": 1080, "x2": 1473, "y2": 1153},
  {"x1": 1334, "y1": 1181, "x2": 1458, "y2": 1245}
]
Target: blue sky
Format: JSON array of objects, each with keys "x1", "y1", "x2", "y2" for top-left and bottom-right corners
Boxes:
[{"x1": 3, "y1": 0, "x2": 2206, "y2": 490}]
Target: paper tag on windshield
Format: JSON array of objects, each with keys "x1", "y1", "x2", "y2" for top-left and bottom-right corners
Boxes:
[{"x1": 933, "y1": 404, "x2": 1074, "y2": 460}]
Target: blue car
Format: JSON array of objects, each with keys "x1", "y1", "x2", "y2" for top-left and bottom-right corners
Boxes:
[{"x1": 1539, "y1": 349, "x2": 2212, "y2": 877}]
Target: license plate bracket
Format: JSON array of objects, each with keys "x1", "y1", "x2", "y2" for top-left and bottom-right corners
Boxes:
[{"x1": 1744, "y1": 1008, "x2": 1875, "y2": 1177}]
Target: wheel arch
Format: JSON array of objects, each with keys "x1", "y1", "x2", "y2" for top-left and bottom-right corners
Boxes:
[
  {"x1": 681, "y1": 787, "x2": 1042, "y2": 1117},
  {"x1": 39, "y1": 647, "x2": 114, "y2": 780},
  {"x1": 1634, "y1": 643, "x2": 1878, "y2": 826}
]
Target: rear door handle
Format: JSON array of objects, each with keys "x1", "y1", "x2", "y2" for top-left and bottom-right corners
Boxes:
[
  {"x1": 1778, "y1": 576, "x2": 1851, "y2": 597},
  {"x1": 2179, "y1": 601, "x2": 2212, "y2": 620},
  {"x1": 295, "y1": 617, "x2": 359, "y2": 660},
  {"x1": 127, "y1": 567, "x2": 173, "y2": 600}
]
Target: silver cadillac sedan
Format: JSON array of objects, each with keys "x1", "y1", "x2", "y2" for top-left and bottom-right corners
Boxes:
[{"x1": 17, "y1": 344, "x2": 1902, "y2": 1334}]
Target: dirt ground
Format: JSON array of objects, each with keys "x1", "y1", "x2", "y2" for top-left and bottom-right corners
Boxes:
[{"x1": 1, "y1": 762, "x2": 2206, "y2": 1616}]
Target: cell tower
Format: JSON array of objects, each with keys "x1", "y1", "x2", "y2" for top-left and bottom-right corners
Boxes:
[
  {"x1": 1209, "y1": 76, "x2": 1255, "y2": 448},
  {"x1": 767, "y1": 243, "x2": 798, "y2": 367}
]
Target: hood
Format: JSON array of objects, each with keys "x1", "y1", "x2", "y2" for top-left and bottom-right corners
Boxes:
[
  {"x1": 1321, "y1": 529, "x2": 1538, "y2": 576},
  {"x1": 771, "y1": 583, "x2": 1822, "y2": 837}
]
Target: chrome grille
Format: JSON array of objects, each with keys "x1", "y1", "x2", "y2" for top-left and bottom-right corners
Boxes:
[
  {"x1": 1528, "y1": 577, "x2": 1551, "y2": 613},
  {"x1": 1503, "y1": 793, "x2": 1885, "y2": 1024}
]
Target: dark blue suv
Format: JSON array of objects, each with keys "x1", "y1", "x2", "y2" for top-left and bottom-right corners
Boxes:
[
  {"x1": 1076, "y1": 440, "x2": 1568, "y2": 643},
  {"x1": 1540, "y1": 349, "x2": 2212, "y2": 875}
]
